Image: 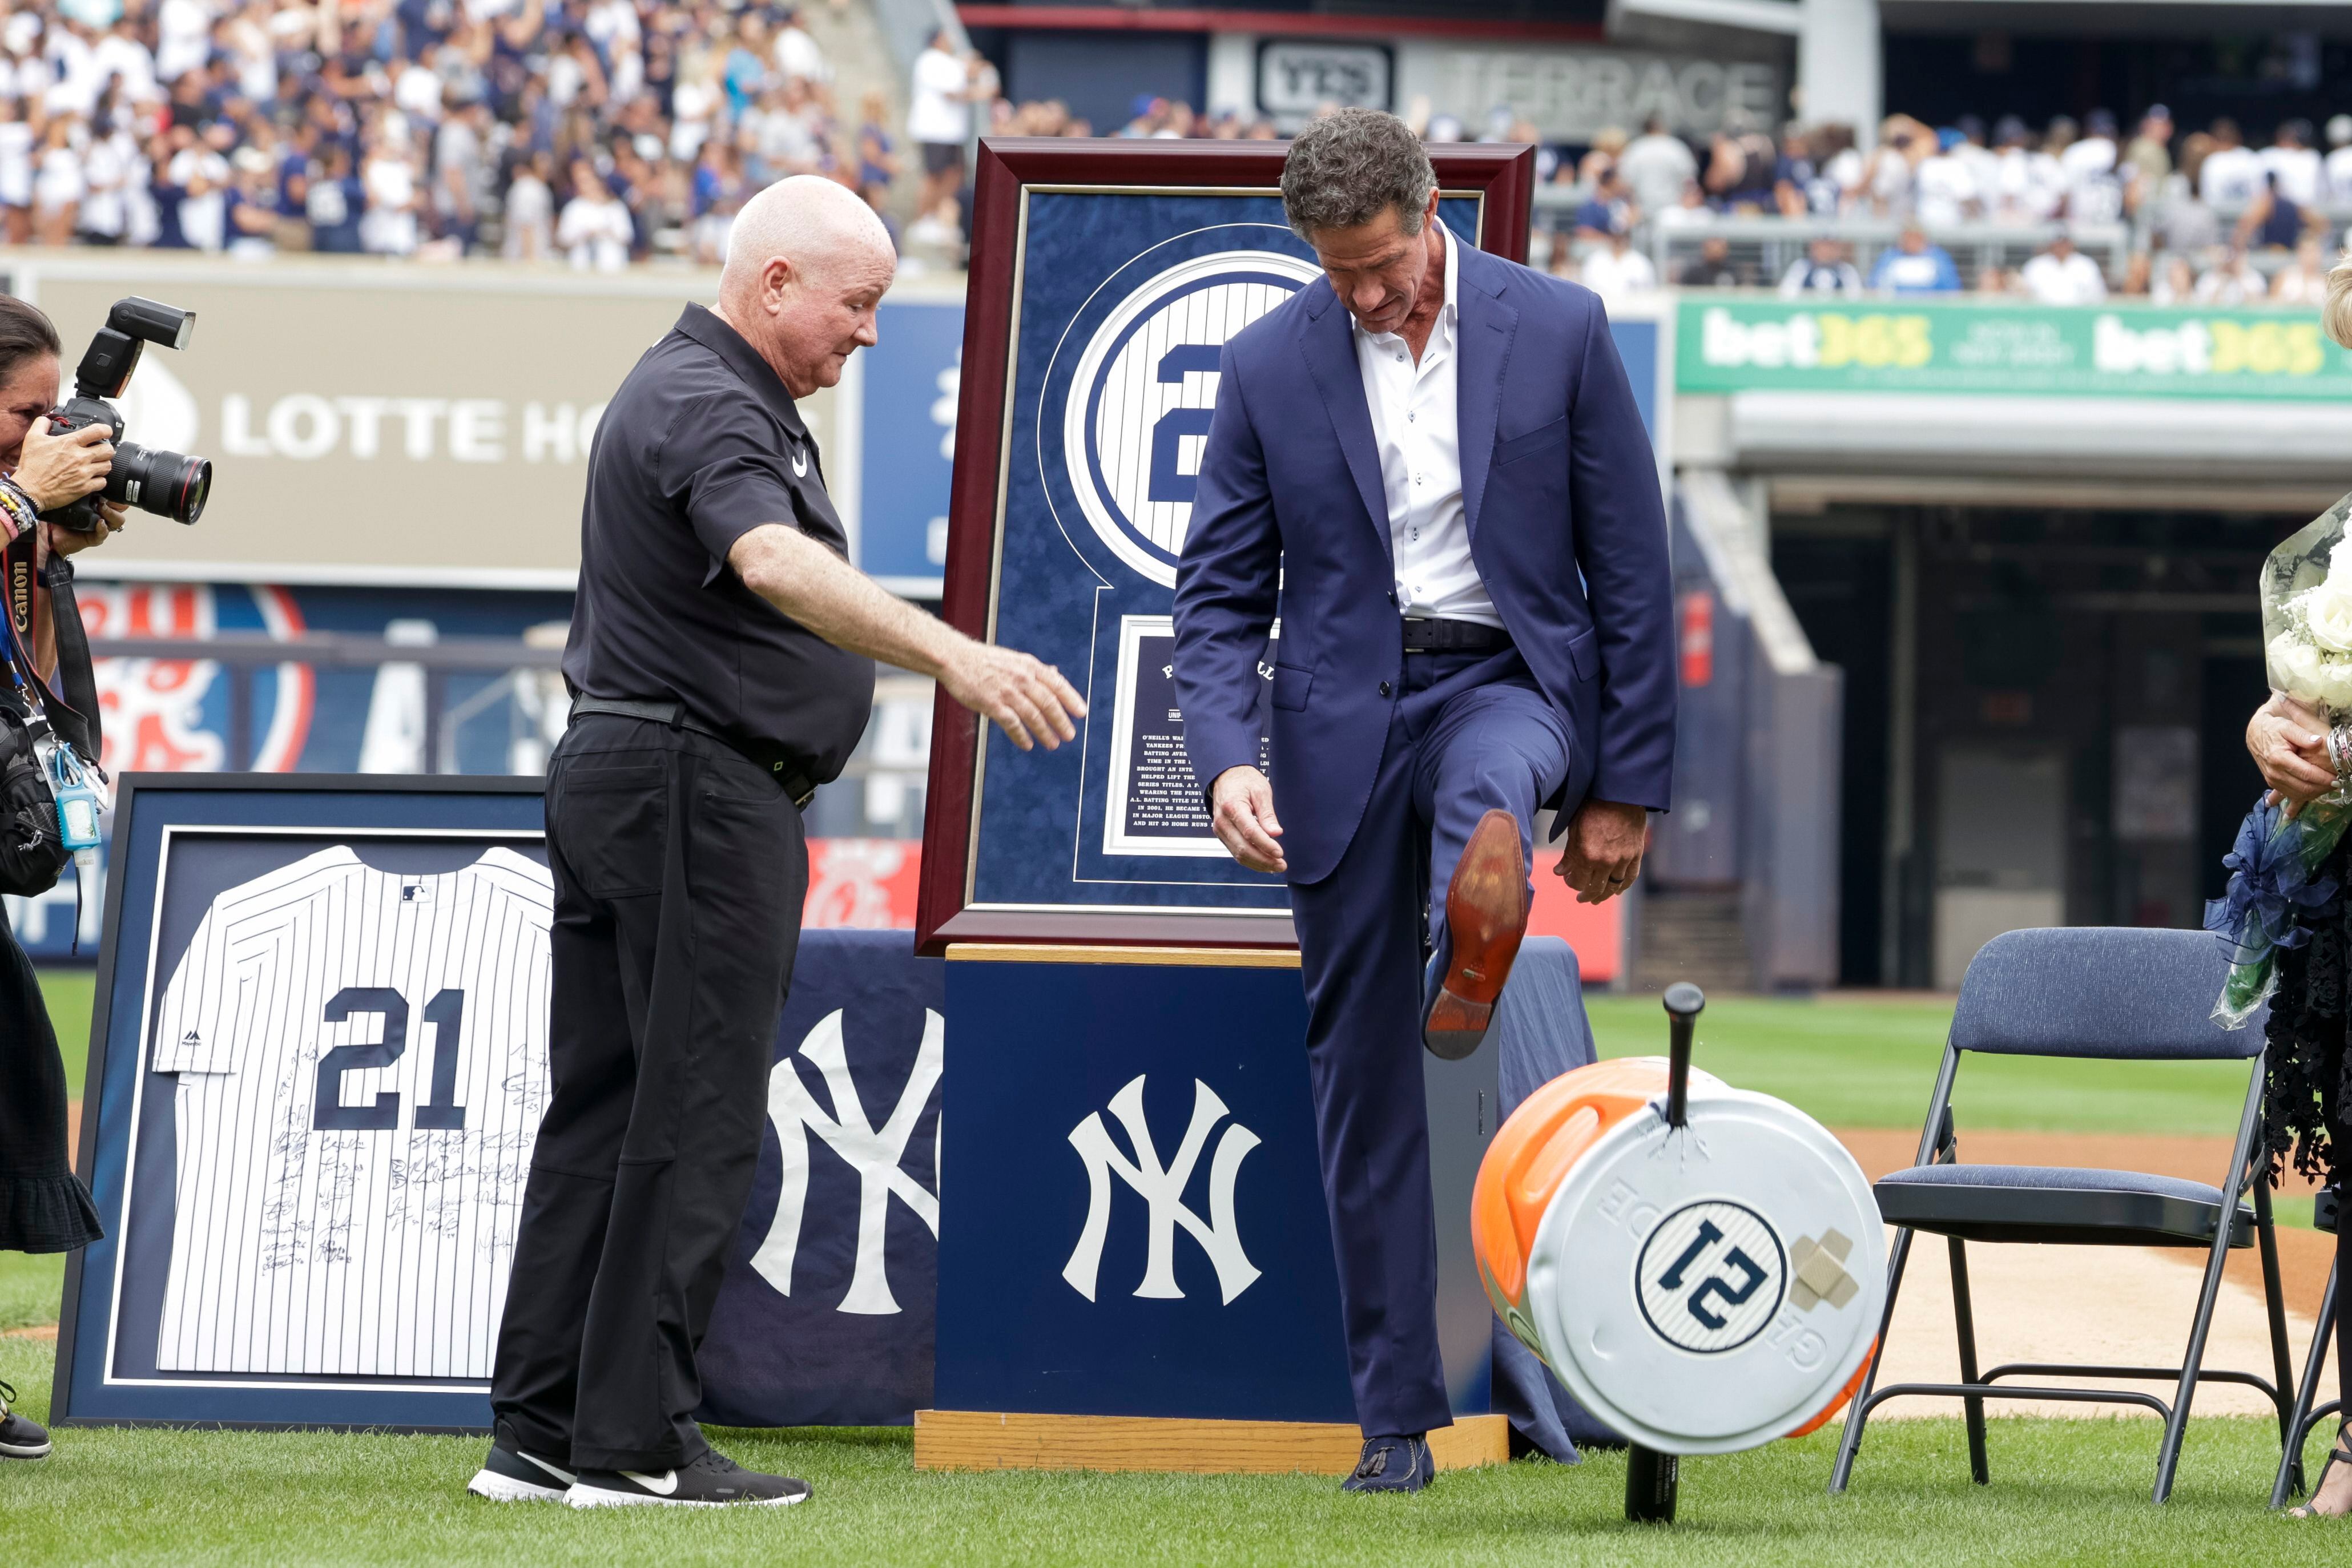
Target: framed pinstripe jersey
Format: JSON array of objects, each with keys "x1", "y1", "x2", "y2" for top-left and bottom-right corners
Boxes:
[
  {"x1": 150, "y1": 845, "x2": 551, "y2": 1378},
  {"x1": 53, "y1": 775, "x2": 554, "y2": 1432}
]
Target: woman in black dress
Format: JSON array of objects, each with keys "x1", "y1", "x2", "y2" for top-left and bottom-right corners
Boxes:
[{"x1": 0, "y1": 292, "x2": 126, "y2": 1461}]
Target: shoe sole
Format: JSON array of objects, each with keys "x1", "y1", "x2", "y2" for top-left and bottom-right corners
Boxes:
[
  {"x1": 566, "y1": 1485, "x2": 808, "y2": 1509},
  {"x1": 0, "y1": 1441, "x2": 51, "y2": 1460},
  {"x1": 1424, "y1": 809, "x2": 1528, "y2": 1060},
  {"x1": 467, "y1": 1468, "x2": 569, "y2": 1503}
]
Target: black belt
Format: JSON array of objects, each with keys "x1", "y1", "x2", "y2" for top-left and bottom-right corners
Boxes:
[
  {"x1": 1401, "y1": 618, "x2": 1511, "y2": 654},
  {"x1": 569, "y1": 697, "x2": 817, "y2": 807}
]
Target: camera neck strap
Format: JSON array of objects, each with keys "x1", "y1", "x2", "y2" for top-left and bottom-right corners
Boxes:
[
  {"x1": 0, "y1": 518, "x2": 104, "y2": 769},
  {"x1": 35, "y1": 557, "x2": 103, "y2": 768}
]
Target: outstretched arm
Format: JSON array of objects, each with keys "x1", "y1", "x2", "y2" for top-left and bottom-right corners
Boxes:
[{"x1": 729, "y1": 524, "x2": 1085, "y2": 751}]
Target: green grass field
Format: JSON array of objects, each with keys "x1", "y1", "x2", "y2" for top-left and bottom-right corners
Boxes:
[
  {"x1": 0, "y1": 1331, "x2": 2337, "y2": 1567},
  {"x1": 33, "y1": 967, "x2": 92, "y2": 1103},
  {"x1": 5, "y1": 977, "x2": 2318, "y2": 1565}
]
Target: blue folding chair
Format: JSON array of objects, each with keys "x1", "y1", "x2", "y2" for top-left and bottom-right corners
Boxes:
[{"x1": 1829, "y1": 927, "x2": 2294, "y2": 1505}]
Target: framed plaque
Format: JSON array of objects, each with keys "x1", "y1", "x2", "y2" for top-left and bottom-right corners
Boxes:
[
  {"x1": 54, "y1": 774, "x2": 547, "y2": 1431},
  {"x1": 916, "y1": 138, "x2": 1536, "y2": 952}
]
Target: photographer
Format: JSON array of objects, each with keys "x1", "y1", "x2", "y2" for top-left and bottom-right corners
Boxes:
[
  {"x1": 0, "y1": 301, "x2": 127, "y2": 678},
  {"x1": 0, "y1": 293, "x2": 124, "y2": 1463}
]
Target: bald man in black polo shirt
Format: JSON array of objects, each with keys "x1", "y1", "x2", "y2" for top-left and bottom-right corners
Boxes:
[{"x1": 472, "y1": 176, "x2": 1085, "y2": 1511}]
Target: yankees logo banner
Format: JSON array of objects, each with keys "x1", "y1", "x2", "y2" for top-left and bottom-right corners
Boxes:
[
  {"x1": 914, "y1": 139, "x2": 1535, "y2": 952},
  {"x1": 53, "y1": 775, "x2": 552, "y2": 1431},
  {"x1": 695, "y1": 929, "x2": 947, "y2": 1429}
]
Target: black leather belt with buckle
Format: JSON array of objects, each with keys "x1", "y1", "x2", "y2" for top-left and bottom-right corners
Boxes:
[
  {"x1": 1401, "y1": 618, "x2": 1511, "y2": 654},
  {"x1": 569, "y1": 697, "x2": 819, "y2": 807}
]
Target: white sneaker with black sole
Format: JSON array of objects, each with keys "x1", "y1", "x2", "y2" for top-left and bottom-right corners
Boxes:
[
  {"x1": 0, "y1": 1381, "x2": 50, "y2": 1460},
  {"x1": 566, "y1": 1450, "x2": 811, "y2": 1508},
  {"x1": 465, "y1": 1442, "x2": 578, "y2": 1502}
]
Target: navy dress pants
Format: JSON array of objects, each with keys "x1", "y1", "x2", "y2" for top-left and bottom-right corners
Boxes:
[{"x1": 1286, "y1": 647, "x2": 1581, "y2": 1438}]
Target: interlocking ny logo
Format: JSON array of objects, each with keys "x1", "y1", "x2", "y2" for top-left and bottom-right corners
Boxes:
[
  {"x1": 1062, "y1": 1075, "x2": 1262, "y2": 1305},
  {"x1": 750, "y1": 1007, "x2": 941, "y2": 1316}
]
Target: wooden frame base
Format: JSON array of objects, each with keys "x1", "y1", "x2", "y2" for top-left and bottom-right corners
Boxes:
[{"x1": 912, "y1": 1410, "x2": 1510, "y2": 1475}]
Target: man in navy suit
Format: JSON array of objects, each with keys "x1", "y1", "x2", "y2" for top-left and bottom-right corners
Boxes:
[{"x1": 1172, "y1": 110, "x2": 1676, "y2": 1492}]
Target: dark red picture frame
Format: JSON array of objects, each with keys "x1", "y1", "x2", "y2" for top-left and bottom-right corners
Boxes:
[{"x1": 915, "y1": 136, "x2": 1537, "y2": 955}]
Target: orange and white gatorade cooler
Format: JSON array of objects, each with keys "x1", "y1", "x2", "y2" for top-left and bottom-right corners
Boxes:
[{"x1": 1472, "y1": 985, "x2": 1884, "y2": 1515}]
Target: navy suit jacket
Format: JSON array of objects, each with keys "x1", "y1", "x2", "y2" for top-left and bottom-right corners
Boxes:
[{"x1": 1171, "y1": 241, "x2": 1677, "y2": 888}]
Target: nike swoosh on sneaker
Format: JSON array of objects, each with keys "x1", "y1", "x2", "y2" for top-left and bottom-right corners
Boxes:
[
  {"x1": 622, "y1": 1469, "x2": 679, "y2": 1496},
  {"x1": 520, "y1": 1452, "x2": 576, "y2": 1485}
]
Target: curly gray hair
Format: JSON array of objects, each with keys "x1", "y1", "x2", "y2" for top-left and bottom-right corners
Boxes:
[{"x1": 1280, "y1": 108, "x2": 1436, "y2": 241}]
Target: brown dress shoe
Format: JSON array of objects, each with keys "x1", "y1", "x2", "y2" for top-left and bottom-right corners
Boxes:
[{"x1": 1423, "y1": 809, "x2": 1529, "y2": 1060}]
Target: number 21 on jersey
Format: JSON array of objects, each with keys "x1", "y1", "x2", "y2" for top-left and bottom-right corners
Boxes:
[{"x1": 312, "y1": 985, "x2": 469, "y2": 1131}]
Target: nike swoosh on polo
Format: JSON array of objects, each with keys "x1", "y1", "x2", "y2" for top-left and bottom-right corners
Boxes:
[
  {"x1": 790, "y1": 445, "x2": 808, "y2": 478},
  {"x1": 622, "y1": 1469, "x2": 679, "y2": 1496}
]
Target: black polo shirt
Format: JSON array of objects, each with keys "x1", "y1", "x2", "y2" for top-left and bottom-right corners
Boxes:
[{"x1": 564, "y1": 303, "x2": 874, "y2": 781}]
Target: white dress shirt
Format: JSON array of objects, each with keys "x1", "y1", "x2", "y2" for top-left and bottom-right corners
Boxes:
[{"x1": 1354, "y1": 224, "x2": 1503, "y2": 630}]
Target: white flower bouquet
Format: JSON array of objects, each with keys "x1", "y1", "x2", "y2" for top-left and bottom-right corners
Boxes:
[
  {"x1": 2265, "y1": 491, "x2": 2352, "y2": 720},
  {"x1": 2212, "y1": 491, "x2": 2352, "y2": 1024}
]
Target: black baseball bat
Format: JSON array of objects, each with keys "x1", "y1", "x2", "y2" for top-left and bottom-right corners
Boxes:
[{"x1": 1662, "y1": 981, "x2": 1705, "y2": 1128}]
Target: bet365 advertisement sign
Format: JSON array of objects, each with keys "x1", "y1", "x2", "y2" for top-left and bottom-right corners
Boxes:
[{"x1": 1677, "y1": 300, "x2": 2352, "y2": 400}]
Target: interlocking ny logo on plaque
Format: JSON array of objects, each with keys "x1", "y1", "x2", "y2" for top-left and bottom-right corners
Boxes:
[
  {"x1": 1062, "y1": 1075, "x2": 1262, "y2": 1305},
  {"x1": 1062, "y1": 249, "x2": 1322, "y2": 588}
]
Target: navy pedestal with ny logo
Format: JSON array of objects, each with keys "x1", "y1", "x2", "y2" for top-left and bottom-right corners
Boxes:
[{"x1": 932, "y1": 952, "x2": 1499, "y2": 1428}]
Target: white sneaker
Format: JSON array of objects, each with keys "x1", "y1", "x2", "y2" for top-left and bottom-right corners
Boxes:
[
  {"x1": 466, "y1": 1442, "x2": 577, "y2": 1502},
  {"x1": 566, "y1": 1450, "x2": 811, "y2": 1507}
]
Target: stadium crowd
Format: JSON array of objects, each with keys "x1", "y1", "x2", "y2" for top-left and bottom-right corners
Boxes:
[
  {"x1": 0, "y1": 0, "x2": 2343, "y2": 306},
  {"x1": 0, "y1": 0, "x2": 913, "y2": 266},
  {"x1": 1541, "y1": 105, "x2": 2352, "y2": 305}
]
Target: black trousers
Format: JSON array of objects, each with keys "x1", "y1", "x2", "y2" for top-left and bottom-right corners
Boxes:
[{"x1": 490, "y1": 716, "x2": 808, "y2": 1471}]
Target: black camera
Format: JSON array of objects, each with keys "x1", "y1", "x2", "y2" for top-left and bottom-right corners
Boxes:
[{"x1": 42, "y1": 297, "x2": 211, "y2": 533}]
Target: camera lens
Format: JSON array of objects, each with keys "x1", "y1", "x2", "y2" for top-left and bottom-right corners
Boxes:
[{"x1": 107, "y1": 441, "x2": 211, "y2": 525}]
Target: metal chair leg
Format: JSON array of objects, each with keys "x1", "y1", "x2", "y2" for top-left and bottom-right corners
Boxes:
[
  {"x1": 1831, "y1": 1225, "x2": 1914, "y2": 1494},
  {"x1": 2276, "y1": 1261, "x2": 2339, "y2": 1507},
  {"x1": 1950, "y1": 1236, "x2": 1989, "y2": 1485},
  {"x1": 2155, "y1": 1068, "x2": 2267, "y2": 1504},
  {"x1": 2256, "y1": 1186, "x2": 2296, "y2": 1442}
]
